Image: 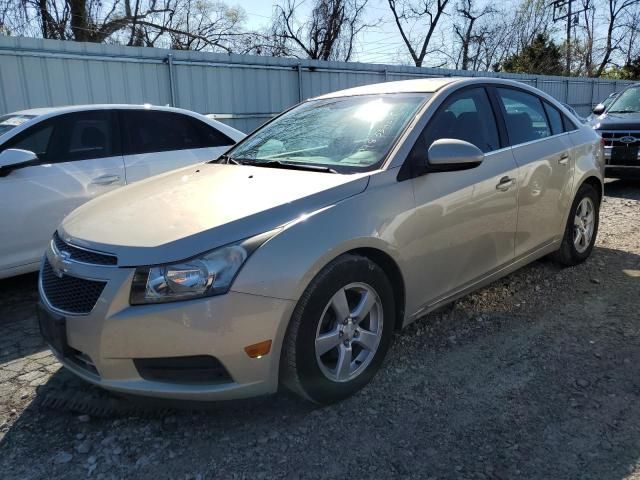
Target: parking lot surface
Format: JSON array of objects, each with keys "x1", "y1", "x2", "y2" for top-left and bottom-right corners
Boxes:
[{"x1": 1, "y1": 180, "x2": 639, "y2": 480}]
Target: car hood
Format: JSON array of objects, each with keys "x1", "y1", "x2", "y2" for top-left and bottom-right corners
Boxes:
[
  {"x1": 593, "y1": 111, "x2": 640, "y2": 131},
  {"x1": 60, "y1": 163, "x2": 370, "y2": 266}
]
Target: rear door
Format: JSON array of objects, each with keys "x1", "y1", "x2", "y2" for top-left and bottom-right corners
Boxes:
[
  {"x1": 120, "y1": 110, "x2": 235, "y2": 182},
  {"x1": 494, "y1": 87, "x2": 574, "y2": 257},
  {"x1": 0, "y1": 110, "x2": 124, "y2": 273}
]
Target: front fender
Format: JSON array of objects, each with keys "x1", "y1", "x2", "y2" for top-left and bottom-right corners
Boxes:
[{"x1": 230, "y1": 169, "x2": 414, "y2": 303}]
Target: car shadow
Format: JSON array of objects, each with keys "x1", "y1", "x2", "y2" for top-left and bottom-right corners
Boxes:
[
  {"x1": 604, "y1": 178, "x2": 640, "y2": 200},
  {"x1": 2, "y1": 246, "x2": 640, "y2": 479},
  {"x1": 0, "y1": 272, "x2": 47, "y2": 364}
]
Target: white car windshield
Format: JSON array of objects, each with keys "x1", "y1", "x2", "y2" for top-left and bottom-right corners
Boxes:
[
  {"x1": 226, "y1": 94, "x2": 428, "y2": 173},
  {"x1": 0, "y1": 114, "x2": 36, "y2": 137}
]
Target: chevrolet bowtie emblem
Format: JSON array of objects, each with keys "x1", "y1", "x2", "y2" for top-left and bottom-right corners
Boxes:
[{"x1": 51, "y1": 249, "x2": 72, "y2": 278}]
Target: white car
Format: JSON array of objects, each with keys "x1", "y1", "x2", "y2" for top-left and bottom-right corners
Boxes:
[{"x1": 0, "y1": 105, "x2": 244, "y2": 279}]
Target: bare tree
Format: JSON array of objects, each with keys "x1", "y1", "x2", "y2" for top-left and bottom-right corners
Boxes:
[
  {"x1": 621, "y1": 7, "x2": 640, "y2": 65},
  {"x1": 2, "y1": 0, "x2": 251, "y2": 51},
  {"x1": 452, "y1": 0, "x2": 494, "y2": 69},
  {"x1": 8, "y1": 0, "x2": 173, "y2": 42},
  {"x1": 575, "y1": 0, "x2": 597, "y2": 75},
  {"x1": 161, "y1": 0, "x2": 245, "y2": 51},
  {"x1": 387, "y1": 0, "x2": 450, "y2": 67},
  {"x1": 510, "y1": 0, "x2": 555, "y2": 52},
  {"x1": 595, "y1": 0, "x2": 640, "y2": 76},
  {"x1": 273, "y1": 0, "x2": 372, "y2": 61}
]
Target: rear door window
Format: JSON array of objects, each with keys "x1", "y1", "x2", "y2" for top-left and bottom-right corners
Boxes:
[
  {"x1": 497, "y1": 88, "x2": 551, "y2": 145},
  {"x1": 121, "y1": 111, "x2": 232, "y2": 155},
  {"x1": 189, "y1": 118, "x2": 234, "y2": 147}
]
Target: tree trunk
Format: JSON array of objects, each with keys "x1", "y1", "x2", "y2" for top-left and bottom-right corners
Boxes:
[{"x1": 69, "y1": 0, "x2": 92, "y2": 42}]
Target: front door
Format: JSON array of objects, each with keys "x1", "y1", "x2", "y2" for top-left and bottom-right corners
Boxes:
[
  {"x1": 406, "y1": 87, "x2": 519, "y2": 308},
  {"x1": 0, "y1": 110, "x2": 125, "y2": 274}
]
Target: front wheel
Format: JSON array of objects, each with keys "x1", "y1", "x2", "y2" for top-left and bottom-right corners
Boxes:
[
  {"x1": 280, "y1": 254, "x2": 395, "y2": 404},
  {"x1": 551, "y1": 183, "x2": 600, "y2": 266}
]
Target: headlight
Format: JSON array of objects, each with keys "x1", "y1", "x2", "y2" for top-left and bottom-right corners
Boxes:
[{"x1": 130, "y1": 231, "x2": 277, "y2": 305}]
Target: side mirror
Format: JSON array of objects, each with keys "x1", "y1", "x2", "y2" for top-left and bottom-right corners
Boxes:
[
  {"x1": 0, "y1": 149, "x2": 39, "y2": 177},
  {"x1": 427, "y1": 138, "x2": 484, "y2": 172},
  {"x1": 592, "y1": 104, "x2": 606, "y2": 116}
]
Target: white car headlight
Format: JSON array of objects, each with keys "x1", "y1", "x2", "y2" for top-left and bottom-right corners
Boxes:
[{"x1": 130, "y1": 231, "x2": 277, "y2": 305}]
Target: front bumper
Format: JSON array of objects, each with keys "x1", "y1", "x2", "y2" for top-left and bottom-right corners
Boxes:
[
  {"x1": 604, "y1": 164, "x2": 640, "y2": 178},
  {"x1": 38, "y1": 246, "x2": 296, "y2": 401}
]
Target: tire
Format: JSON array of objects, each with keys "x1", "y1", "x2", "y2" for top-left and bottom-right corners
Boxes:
[
  {"x1": 551, "y1": 183, "x2": 600, "y2": 266},
  {"x1": 280, "y1": 254, "x2": 395, "y2": 404}
]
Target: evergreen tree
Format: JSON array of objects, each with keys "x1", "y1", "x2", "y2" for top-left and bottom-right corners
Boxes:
[{"x1": 499, "y1": 33, "x2": 564, "y2": 75}]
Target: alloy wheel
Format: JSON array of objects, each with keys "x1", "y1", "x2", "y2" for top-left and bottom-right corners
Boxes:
[
  {"x1": 573, "y1": 196, "x2": 595, "y2": 253},
  {"x1": 314, "y1": 282, "x2": 383, "y2": 383}
]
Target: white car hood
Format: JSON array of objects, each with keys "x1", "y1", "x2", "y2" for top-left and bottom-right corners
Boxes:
[{"x1": 60, "y1": 163, "x2": 369, "y2": 266}]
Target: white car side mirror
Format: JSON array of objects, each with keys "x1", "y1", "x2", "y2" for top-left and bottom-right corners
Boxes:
[{"x1": 0, "y1": 148, "x2": 39, "y2": 177}]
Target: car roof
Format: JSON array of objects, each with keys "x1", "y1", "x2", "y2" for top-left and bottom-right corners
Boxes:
[
  {"x1": 8, "y1": 104, "x2": 201, "y2": 116},
  {"x1": 311, "y1": 76, "x2": 564, "y2": 100},
  {"x1": 1, "y1": 104, "x2": 245, "y2": 143},
  {"x1": 314, "y1": 78, "x2": 460, "y2": 99}
]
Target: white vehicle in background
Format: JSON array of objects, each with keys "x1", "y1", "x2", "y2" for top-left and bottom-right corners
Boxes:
[{"x1": 0, "y1": 105, "x2": 244, "y2": 279}]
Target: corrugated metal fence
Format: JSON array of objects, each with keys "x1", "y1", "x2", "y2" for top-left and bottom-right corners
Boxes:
[{"x1": 0, "y1": 36, "x2": 635, "y2": 132}]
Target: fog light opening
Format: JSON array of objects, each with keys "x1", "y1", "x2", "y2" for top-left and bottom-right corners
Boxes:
[{"x1": 244, "y1": 340, "x2": 272, "y2": 358}]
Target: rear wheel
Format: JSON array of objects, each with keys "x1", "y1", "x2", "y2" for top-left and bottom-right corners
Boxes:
[
  {"x1": 280, "y1": 254, "x2": 395, "y2": 404},
  {"x1": 552, "y1": 183, "x2": 600, "y2": 266}
]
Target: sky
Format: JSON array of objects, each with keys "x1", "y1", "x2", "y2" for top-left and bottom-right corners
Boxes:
[
  {"x1": 237, "y1": 0, "x2": 588, "y2": 67},
  {"x1": 237, "y1": 0, "x2": 423, "y2": 65}
]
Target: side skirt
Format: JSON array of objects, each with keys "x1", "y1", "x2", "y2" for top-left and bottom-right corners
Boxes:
[{"x1": 403, "y1": 240, "x2": 560, "y2": 327}]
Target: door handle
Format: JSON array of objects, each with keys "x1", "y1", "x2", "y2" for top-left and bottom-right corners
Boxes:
[
  {"x1": 558, "y1": 153, "x2": 569, "y2": 165},
  {"x1": 91, "y1": 174, "x2": 121, "y2": 186},
  {"x1": 496, "y1": 176, "x2": 516, "y2": 192}
]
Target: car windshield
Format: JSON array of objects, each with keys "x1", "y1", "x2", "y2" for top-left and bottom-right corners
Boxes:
[
  {"x1": 0, "y1": 114, "x2": 36, "y2": 137},
  {"x1": 602, "y1": 94, "x2": 618, "y2": 108},
  {"x1": 225, "y1": 94, "x2": 428, "y2": 173},
  {"x1": 607, "y1": 87, "x2": 640, "y2": 113}
]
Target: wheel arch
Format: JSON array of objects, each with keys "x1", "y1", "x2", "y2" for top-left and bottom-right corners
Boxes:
[
  {"x1": 559, "y1": 173, "x2": 604, "y2": 233},
  {"x1": 581, "y1": 175, "x2": 603, "y2": 202},
  {"x1": 346, "y1": 247, "x2": 406, "y2": 331}
]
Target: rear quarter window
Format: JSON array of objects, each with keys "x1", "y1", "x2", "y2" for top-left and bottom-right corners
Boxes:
[
  {"x1": 543, "y1": 102, "x2": 564, "y2": 135},
  {"x1": 562, "y1": 114, "x2": 578, "y2": 132}
]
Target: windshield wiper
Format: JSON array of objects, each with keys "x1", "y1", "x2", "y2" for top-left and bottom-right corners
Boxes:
[
  {"x1": 212, "y1": 154, "x2": 240, "y2": 165},
  {"x1": 607, "y1": 109, "x2": 639, "y2": 114},
  {"x1": 237, "y1": 159, "x2": 339, "y2": 174}
]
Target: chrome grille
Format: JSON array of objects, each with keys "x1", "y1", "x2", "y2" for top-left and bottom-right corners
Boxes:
[
  {"x1": 598, "y1": 130, "x2": 640, "y2": 166},
  {"x1": 41, "y1": 259, "x2": 106, "y2": 315},
  {"x1": 52, "y1": 231, "x2": 117, "y2": 266}
]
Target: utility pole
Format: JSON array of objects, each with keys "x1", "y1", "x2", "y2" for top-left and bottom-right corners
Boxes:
[
  {"x1": 551, "y1": 0, "x2": 591, "y2": 76},
  {"x1": 566, "y1": 0, "x2": 572, "y2": 74}
]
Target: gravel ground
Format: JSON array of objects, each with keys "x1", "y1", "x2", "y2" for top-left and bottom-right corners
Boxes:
[{"x1": 1, "y1": 179, "x2": 639, "y2": 480}]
